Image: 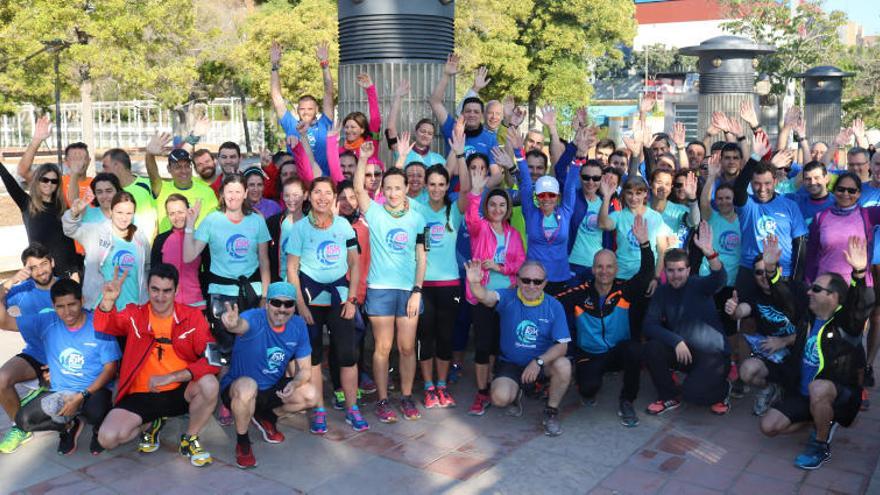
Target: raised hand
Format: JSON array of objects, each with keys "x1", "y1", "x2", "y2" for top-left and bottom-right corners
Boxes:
[
  {"x1": 693, "y1": 220, "x2": 715, "y2": 256},
  {"x1": 356, "y1": 73, "x2": 373, "y2": 89},
  {"x1": 472, "y1": 66, "x2": 491, "y2": 92},
  {"x1": 394, "y1": 79, "x2": 411, "y2": 98},
  {"x1": 443, "y1": 53, "x2": 460, "y2": 76},
  {"x1": 852, "y1": 118, "x2": 866, "y2": 140},
  {"x1": 70, "y1": 189, "x2": 94, "y2": 217},
  {"x1": 639, "y1": 94, "x2": 656, "y2": 113},
  {"x1": 145, "y1": 132, "x2": 172, "y2": 156},
  {"x1": 783, "y1": 106, "x2": 801, "y2": 127},
  {"x1": 449, "y1": 116, "x2": 466, "y2": 155},
  {"x1": 752, "y1": 131, "x2": 771, "y2": 158},
  {"x1": 220, "y1": 301, "x2": 240, "y2": 330},
  {"x1": 833, "y1": 127, "x2": 853, "y2": 148},
  {"x1": 502, "y1": 95, "x2": 515, "y2": 121},
  {"x1": 465, "y1": 260, "x2": 484, "y2": 285},
  {"x1": 771, "y1": 149, "x2": 794, "y2": 169},
  {"x1": 724, "y1": 290, "x2": 739, "y2": 316},
  {"x1": 672, "y1": 121, "x2": 687, "y2": 148},
  {"x1": 490, "y1": 146, "x2": 514, "y2": 169},
  {"x1": 727, "y1": 118, "x2": 743, "y2": 138},
  {"x1": 286, "y1": 134, "x2": 300, "y2": 151},
  {"x1": 270, "y1": 41, "x2": 282, "y2": 65},
  {"x1": 506, "y1": 126, "x2": 524, "y2": 151},
  {"x1": 599, "y1": 173, "x2": 616, "y2": 198},
  {"x1": 315, "y1": 41, "x2": 329, "y2": 63},
  {"x1": 793, "y1": 117, "x2": 806, "y2": 137},
  {"x1": 632, "y1": 214, "x2": 649, "y2": 245},
  {"x1": 510, "y1": 107, "x2": 526, "y2": 128},
  {"x1": 706, "y1": 151, "x2": 721, "y2": 177},
  {"x1": 101, "y1": 266, "x2": 129, "y2": 306},
  {"x1": 360, "y1": 140, "x2": 375, "y2": 160},
  {"x1": 537, "y1": 105, "x2": 556, "y2": 129},
  {"x1": 32, "y1": 114, "x2": 52, "y2": 143},
  {"x1": 7, "y1": 267, "x2": 32, "y2": 288},
  {"x1": 711, "y1": 112, "x2": 731, "y2": 133},
  {"x1": 575, "y1": 126, "x2": 598, "y2": 156},
  {"x1": 762, "y1": 234, "x2": 781, "y2": 268},
  {"x1": 740, "y1": 100, "x2": 759, "y2": 129},
  {"x1": 185, "y1": 198, "x2": 202, "y2": 229},
  {"x1": 684, "y1": 171, "x2": 698, "y2": 201},
  {"x1": 843, "y1": 235, "x2": 868, "y2": 272},
  {"x1": 470, "y1": 166, "x2": 487, "y2": 193}
]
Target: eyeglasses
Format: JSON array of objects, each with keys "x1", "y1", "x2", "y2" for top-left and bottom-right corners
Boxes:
[
  {"x1": 753, "y1": 269, "x2": 765, "y2": 276},
  {"x1": 580, "y1": 175, "x2": 602, "y2": 182},
  {"x1": 835, "y1": 187, "x2": 859, "y2": 195},
  {"x1": 849, "y1": 161, "x2": 868, "y2": 167},
  {"x1": 39, "y1": 177, "x2": 60, "y2": 185},
  {"x1": 268, "y1": 299, "x2": 296, "y2": 308},
  {"x1": 536, "y1": 192, "x2": 558, "y2": 200},
  {"x1": 809, "y1": 284, "x2": 834, "y2": 295},
  {"x1": 518, "y1": 277, "x2": 546, "y2": 286}
]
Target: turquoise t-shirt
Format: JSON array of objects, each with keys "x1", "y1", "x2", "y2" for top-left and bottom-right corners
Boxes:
[
  {"x1": 287, "y1": 215, "x2": 357, "y2": 306},
  {"x1": 364, "y1": 200, "x2": 427, "y2": 290},
  {"x1": 658, "y1": 201, "x2": 690, "y2": 249},
  {"x1": 82, "y1": 206, "x2": 108, "y2": 224},
  {"x1": 569, "y1": 197, "x2": 603, "y2": 267},
  {"x1": 413, "y1": 201, "x2": 463, "y2": 282},
  {"x1": 487, "y1": 229, "x2": 511, "y2": 290},
  {"x1": 700, "y1": 213, "x2": 741, "y2": 286},
  {"x1": 542, "y1": 213, "x2": 559, "y2": 240},
  {"x1": 98, "y1": 237, "x2": 142, "y2": 310},
  {"x1": 195, "y1": 211, "x2": 271, "y2": 297},
  {"x1": 278, "y1": 216, "x2": 299, "y2": 282},
  {"x1": 608, "y1": 208, "x2": 671, "y2": 279}
]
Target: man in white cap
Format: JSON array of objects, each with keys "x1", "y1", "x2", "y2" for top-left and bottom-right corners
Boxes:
[{"x1": 219, "y1": 281, "x2": 318, "y2": 469}]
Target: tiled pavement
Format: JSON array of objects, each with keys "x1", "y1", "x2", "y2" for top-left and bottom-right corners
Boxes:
[{"x1": 3, "y1": 360, "x2": 880, "y2": 494}]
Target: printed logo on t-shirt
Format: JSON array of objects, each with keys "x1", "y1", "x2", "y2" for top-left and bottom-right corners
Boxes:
[
  {"x1": 494, "y1": 243, "x2": 506, "y2": 264},
  {"x1": 385, "y1": 228, "x2": 410, "y2": 253},
  {"x1": 756, "y1": 215, "x2": 778, "y2": 239},
  {"x1": 316, "y1": 240, "x2": 342, "y2": 266},
  {"x1": 581, "y1": 213, "x2": 599, "y2": 232},
  {"x1": 803, "y1": 335, "x2": 819, "y2": 367},
  {"x1": 112, "y1": 250, "x2": 136, "y2": 273},
  {"x1": 626, "y1": 229, "x2": 640, "y2": 248},
  {"x1": 226, "y1": 234, "x2": 251, "y2": 259},
  {"x1": 59, "y1": 347, "x2": 85, "y2": 376},
  {"x1": 515, "y1": 320, "x2": 539, "y2": 349},
  {"x1": 719, "y1": 231, "x2": 740, "y2": 252},
  {"x1": 427, "y1": 222, "x2": 445, "y2": 245},
  {"x1": 265, "y1": 346, "x2": 287, "y2": 374}
]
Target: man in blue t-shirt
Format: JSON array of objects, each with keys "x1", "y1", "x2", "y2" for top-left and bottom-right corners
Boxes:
[
  {"x1": 465, "y1": 259, "x2": 572, "y2": 437},
  {"x1": 785, "y1": 161, "x2": 833, "y2": 225},
  {"x1": 219, "y1": 282, "x2": 317, "y2": 469},
  {"x1": 0, "y1": 243, "x2": 58, "y2": 454},
  {"x1": 0, "y1": 278, "x2": 120, "y2": 456}
]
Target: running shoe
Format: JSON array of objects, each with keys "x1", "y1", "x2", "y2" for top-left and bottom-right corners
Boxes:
[
  {"x1": 542, "y1": 407, "x2": 562, "y2": 437},
  {"x1": 468, "y1": 392, "x2": 491, "y2": 416},
  {"x1": 179, "y1": 434, "x2": 213, "y2": 467},
  {"x1": 399, "y1": 396, "x2": 421, "y2": 420},
  {"x1": 333, "y1": 389, "x2": 346, "y2": 410},
  {"x1": 0, "y1": 426, "x2": 33, "y2": 454},
  {"x1": 646, "y1": 399, "x2": 681, "y2": 415},
  {"x1": 861, "y1": 388, "x2": 871, "y2": 411},
  {"x1": 138, "y1": 417, "x2": 165, "y2": 453},
  {"x1": 711, "y1": 382, "x2": 732, "y2": 415},
  {"x1": 436, "y1": 386, "x2": 456, "y2": 408},
  {"x1": 359, "y1": 373, "x2": 377, "y2": 394},
  {"x1": 345, "y1": 406, "x2": 370, "y2": 432},
  {"x1": 794, "y1": 438, "x2": 830, "y2": 470},
  {"x1": 618, "y1": 400, "x2": 639, "y2": 428},
  {"x1": 57, "y1": 417, "x2": 83, "y2": 455},
  {"x1": 423, "y1": 387, "x2": 441, "y2": 409},
  {"x1": 505, "y1": 389, "x2": 523, "y2": 417},
  {"x1": 309, "y1": 410, "x2": 328, "y2": 435},
  {"x1": 235, "y1": 443, "x2": 257, "y2": 469},
  {"x1": 374, "y1": 399, "x2": 398, "y2": 423},
  {"x1": 217, "y1": 403, "x2": 233, "y2": 427},
  {"x1": 90, "y1": 429, "x2": 104, "y2": 455},
  {"x1": 252, "y1": 416, "x2": 285, "y2": 443},
  {"x1": 448, "y1": 363, "x2": 462, "y2": 384},
  {"x1": 753, "y1": 383, "x2": 782, "y2": 417}
]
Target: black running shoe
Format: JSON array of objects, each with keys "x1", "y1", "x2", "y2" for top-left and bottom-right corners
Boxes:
[{"x1": 58, "y1": 417, "x2": 83, "y2": 455}]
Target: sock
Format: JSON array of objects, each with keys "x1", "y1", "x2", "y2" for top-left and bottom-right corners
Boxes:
[
  {"x1": 436, "y1": 380, "x2": 447, "y2": 388},
  {"x1": 237, "y1": 433, "x2": 250, "y2": 446},
  {"x1": 478, "y1": 388, "x2": 489, "y2": 395},
  {"x1": 424, "y1": 381, "x2": 435, "y2": 390}
]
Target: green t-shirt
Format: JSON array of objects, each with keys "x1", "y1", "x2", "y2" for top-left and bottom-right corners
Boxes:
[
  {"x1": 124, "y1": 176, "x2": 157, "y2": 240},
  {"x1": 156, "y1": 179, "x2": 219, "y2": 234}
]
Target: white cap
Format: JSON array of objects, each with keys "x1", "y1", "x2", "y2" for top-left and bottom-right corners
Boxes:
[{"x1": 535, "y1": 176, "x2": 560, "y2": 195}]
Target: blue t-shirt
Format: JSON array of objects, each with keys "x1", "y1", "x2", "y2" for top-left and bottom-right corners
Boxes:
[
  {"x1": 785, "y1": 191, "x2": 833, "y2": 225},
  {"x1": 700, "y1": 213, "x2": 741, "y2": 286},
  {"x1": 442, "y1": 115, "x2": 497, "y2": 163},
  {"x1": 412, "y1": 201, "x2": 464, "y2": 282},
  {"x1": 221, "y1": 309, "x2": 311, "y2": 391},
  {"x1": 17, "y1": 311, "x2": 120, "y2": 393},
  {"x1": 608, "y1": 208, "x2": 671, "y2": 279},
  {"x1": 98, "y1": 237, "x2": 142, "y2": 310},
  {"x1": 6, "y1": 280, "x2": 54, "y2": 362},
  {"x1": 287, "y1": 216, "x2": 357, "y2": 305},
  {"x1": 494, "y1": 289, "x2": 571, "y2": 366},
  {"x1": 278, "y1": 216, "x2": 299, "y2": 282},
  {"x1": 279, "y1": 111, "x2": 333, "y2": 175},
  {"x1": 569, "y1": 197, "x2": 603, "y2": 268},
  {"x1": 487, "y1": 230, "x2": 510, "y2": 290},
  {"x1": 860, "y1": 184, "x2": 880, "y2": 207},
  {"x1": 364, "y1": 200, "x2": 426, "y2": 290},
  {"x1": 800, "y1": 319, "x2": 825, "y2": 396},
  {"x1": 195, "y1": 211, "x2": 271, "y2": 297},
  {"x1": 736, "y1": 194, "x2": 807, "y2": 277}
]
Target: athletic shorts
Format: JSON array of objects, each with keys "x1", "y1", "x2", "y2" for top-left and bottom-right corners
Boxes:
[
  {"x1": 493, "y1": 359, "x2": 546, "y2": 390},
  {"x1": 16, "y1": 352, "x2": 48, "y2": 383},
  {"x1": 364, "y1": 288, "x2": 424, "y2": 317},
  {"x1": 773, "y1": 382, "x2": 862, "y2": 427},
  {"x1": 115, "y1": 385, "x2": 188, "y2": 424},
  {"x1": 220, "y1": 377, "x2": 292, "y2": 416}
]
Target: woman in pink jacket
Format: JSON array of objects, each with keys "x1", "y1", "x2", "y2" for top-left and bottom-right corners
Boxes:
[
  {"x1": 338, "y1": 74, "x2": 384, "y2": 170},
  {"x1": 463, "y1": 152, "x2": 526, "y2": 416}
]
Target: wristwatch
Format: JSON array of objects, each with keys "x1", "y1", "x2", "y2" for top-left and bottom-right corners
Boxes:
[
  {"x1": 81, "y1": 390, "x2": 91, "y2": 400},
  {"x1": 535, "y1": 358, "x2": 545, "y2": 368}
]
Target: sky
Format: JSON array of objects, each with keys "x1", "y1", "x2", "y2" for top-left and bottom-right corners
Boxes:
[{"x1": 823, "y1": 0, "x2": 878, "y2": 35}]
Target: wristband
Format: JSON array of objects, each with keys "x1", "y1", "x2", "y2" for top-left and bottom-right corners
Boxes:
[
  {"x1": 184, "y1": 227, "x2": 194, "y2": 234},
  {"x1": 347, "y1": 296, "x2": 358, "y2": 304},
  {"x1": 411, "y1": 286, "x2": 422, "y2": 294},
  {"x1": 853, "y1": 268, "x2": 867, "y2": 275},
  {"x1": 320, "y1": 60, "x2": 329, "y2": 69},
  {"x1": 705, "y1": 251, "x2": 719, "y2": 260},
  {"x1": 456, "y1": 153, "x2": 466, "y2": 159},
  {"x1": 751, "y1": 124, "x2": 762, "y2": 132}
]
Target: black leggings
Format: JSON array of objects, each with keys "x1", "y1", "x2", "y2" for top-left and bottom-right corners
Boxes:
[
  {"x1": 307, "y1": 305, "x2": 358, "y2": 367},
  {"x1": 16, "y1": 388, "x2": 112, "y2": 432},
  {"x1": 472, "y1": 303, "x2": 500, "y2": 365},
  {"x1": 329, "y1": 309, "x2": 369, "y2": 390},
  {"x1": 417, "y1": 285, "x2": 461, "y2": 362},
  {"x1": 575, "y1": 340, "x2": 643, "y2": 402},
  {"x1": 644, "y1": 339, "x2": 730, "y2": 406}
]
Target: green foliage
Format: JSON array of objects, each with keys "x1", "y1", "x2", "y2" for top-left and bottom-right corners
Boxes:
[
  {"x1": 594, "y1": 44, "x2": 697, "y2": 79},
  {"x1": 839, "y1": 44, "x2": 880, "y2": 128}
]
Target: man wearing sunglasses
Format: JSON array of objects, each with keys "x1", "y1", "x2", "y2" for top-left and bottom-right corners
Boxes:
[
  {"x1": 94, "y1": 264, "x2": 220, "y2": 468},
  {"x1": 759, "y1": 235, "x2": 873, "y2": 470},
  {"x1": 465, "y1": 259, "x2": 572, "y2": 436},
  {"x1": 217, "y1": 282, "x2": 317, "y2": 469}
]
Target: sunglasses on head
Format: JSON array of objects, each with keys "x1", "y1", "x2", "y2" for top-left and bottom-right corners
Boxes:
[
  {"x1": 835, "y1": 186, "x2": 859, "y2": 195},
  {"x1": 519, "y1": 277, "x2": 545, "y2": 286},
  {"x1": 580, "y1": 175, "x2": 602, "y2": 182},
  {"x1": 39, "y1": 177, "x2": 60, "y2": 185},
  {"x1": 809, "y1": 284, "x2": 834, "y2": 295},
  {"x1": 536, "y1": 192, "x2": 558, "y2": 200},
  {"x1": 268, "y1": 299, "x2": 296, "y2": 308}
]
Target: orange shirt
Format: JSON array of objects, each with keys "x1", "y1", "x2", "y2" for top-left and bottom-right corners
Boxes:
[
  {"x1": 129, "y1": 311, "x2": 190, "y2": 394},
  {"x1": 62, "y1": 175, "x2": 93, "y2": 255}
]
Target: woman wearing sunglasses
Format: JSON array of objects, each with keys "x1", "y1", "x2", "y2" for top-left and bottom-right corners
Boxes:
[
  {"x1": 286, "y1": 177, "x2": 366, "y2": 434},
  {"x1": 0, "y1": 162, "x2": 79, "y2": 278},
  {"x1": 805, "y1": 172, "x2": 880, "y2": 286}
]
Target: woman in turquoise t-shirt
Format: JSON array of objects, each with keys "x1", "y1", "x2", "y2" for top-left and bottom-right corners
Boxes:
[
  {"x1": 267, "y1": 178, "x2": 306, "y2": 282},
  {"x1": 354, "y1": 140, "x2": 427, "y2": 424}
]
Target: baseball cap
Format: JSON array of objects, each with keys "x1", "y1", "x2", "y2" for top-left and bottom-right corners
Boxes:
[
  {"x1": 242, "y1": 166, "x2": 267, "y2": 179},
  {"x1": 535, "y1": 176, "x2": 560, "y2": 195},
  {"x1": 168, "y1": 148, "x2": 192, "y2": 163},
  {"x1": 266, "y1": 282, "x2": 296, "y2": 301}
]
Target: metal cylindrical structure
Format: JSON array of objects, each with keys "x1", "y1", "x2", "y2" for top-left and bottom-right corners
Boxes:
[
  {"x1": 795, "y1": 66, "x2": 852, "y2": 147},
  {"x1": 338, "y1": 0, "x2": 455, "y2": 164},
  {"x1": 680, "y1": 36, "x2": 775, "y2": 143}
]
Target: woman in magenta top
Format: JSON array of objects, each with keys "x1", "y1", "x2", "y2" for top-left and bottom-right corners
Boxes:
[{"x1": 150, "y1": 194, "x2": 206, "y2": 308}]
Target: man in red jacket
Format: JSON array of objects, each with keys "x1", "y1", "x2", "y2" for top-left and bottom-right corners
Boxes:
[{"x1": 94, "y1": 264, "x2": 220, "y2": 467}]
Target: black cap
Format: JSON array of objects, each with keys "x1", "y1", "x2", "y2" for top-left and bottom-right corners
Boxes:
[{"x1": 168, "y1": 148, "x2": 192, "y2": 163}]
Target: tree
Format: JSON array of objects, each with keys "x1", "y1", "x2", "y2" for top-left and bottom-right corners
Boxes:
[
  {"x1": 594, "y1": 44, "x2": 697, "y2": 79},
  {"x1": 839, "y1": 44, "x2": 880, "y2": 129},
  {"x1": 455, "y1": 0, "x2": 637, "y2": 126}
]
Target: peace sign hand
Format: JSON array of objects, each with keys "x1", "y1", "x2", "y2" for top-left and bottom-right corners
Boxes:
[
  {"x1": 185, "y1": 199, "x2": 202, "y2": 229},
  {"x1": 220, "y1": 302, "x2": 240, "y2": 329},
  {"x1": 101, "y1": 266, "x2": 129, "y2": 307}
]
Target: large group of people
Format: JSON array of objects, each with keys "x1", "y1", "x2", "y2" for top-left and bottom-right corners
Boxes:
[{"x1": 0, "y1": 43, "x2": 877, "y2": 472}]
